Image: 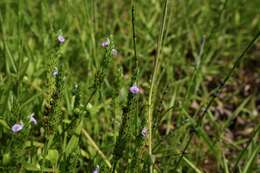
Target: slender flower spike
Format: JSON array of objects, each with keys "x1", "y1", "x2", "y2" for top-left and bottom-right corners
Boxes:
[
  {"x1": 57, "y1": 35, "x2": 65, "y2": 44},
  {"x1": 129, "y1": 84, "x2": 140, "y2": 94},
  {"x1": 101, "y1": 38, "x2": 110, "y2": 48},
  {"x1": 11, "y1": 123, "x2": 24, "y2": 133},
  {"x1": 141, "y1": 127, "x2": 148, "y2": 138},
  {"x1": 52, "y1": 67, "x2": 59, "y2": 77},
  {"x1": 92, "y1": 165, "x2": 100, "y2": 173},
  {"x1": 28, "y1": 113, "x2": 37, "y2": 125},
  {"x1": 111, "y1": 48, "x2": 118, "y2": 57}
]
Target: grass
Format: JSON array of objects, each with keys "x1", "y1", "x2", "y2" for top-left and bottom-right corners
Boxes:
[{"x1": 0, "y1": 0, "x2": 259, "y2": 172}]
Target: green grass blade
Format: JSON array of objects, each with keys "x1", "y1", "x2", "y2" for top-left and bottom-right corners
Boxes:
[
  {"x1": 241, "y1": 145, "x2": 260, "y2": 173},
  {"x1": 183, "y1": 156, "x2": 203, "y2": 173}
]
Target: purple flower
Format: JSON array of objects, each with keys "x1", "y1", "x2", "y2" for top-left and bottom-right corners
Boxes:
[
  {"x1": 57, "y1": 35, "x2": 65, "y2": 43},
  {"x1": 111, "y1": 48, "x2": 118, "y2": 57},
  {"x1": 52, "y1": 67, "x2": 59, "y2": 77},
  {"x1": 11, "y1": 123, "x2": 24, "y2": 133},
  {"x1": 92, "y1": 165, "x2": 100, "y2": 173},
  {"x1": 141, "y1": 127, "x2": 148, "y2": 138},
  {"x1": 129, "y1": 84, "x2": 140, "y2": 94},
  {"x1": 28, "y1": 113, "x2": 37, "y2": 125},
  {"x1": 101, "y1": 38, "x2": 110, "y2": 47}
]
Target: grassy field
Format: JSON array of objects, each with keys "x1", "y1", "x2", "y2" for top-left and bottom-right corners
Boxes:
[{"x1": 0, "y1": 0, "x2": 259, "y2": 172}]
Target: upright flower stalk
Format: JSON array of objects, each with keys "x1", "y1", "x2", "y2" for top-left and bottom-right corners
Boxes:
[
  {"x1": 147, "y1": 0, "x2": 169, "y2": 172},
  {"x1": 43, "y1": 33, "x2": 65, "y2": 136},
  {"x1": 111, "y1": 1, "x2": 140, "y2": 172}
]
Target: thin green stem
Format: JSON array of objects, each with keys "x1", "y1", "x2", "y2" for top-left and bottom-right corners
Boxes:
[
  {"x1": 131, "y1": 0, "x2": 138, "y2": 81},
  {"x1": 233, "y1": 125, "x2": 260, "y2": 171},
  {"x1": 112, "y1": 160, "x2": 118, "y2": 173},
  {"x1": 173, "y1": 129, "x2": 194, "y2": 170},
  {"x1": 147, "y1": 1, "x2": 169, "y2": 172},
  {"x1": 82, "y1": 128, "x2": 113, "y2": 169},
  {"x1": 91, "y1": 0, "x2": 97, "y2": 68}
]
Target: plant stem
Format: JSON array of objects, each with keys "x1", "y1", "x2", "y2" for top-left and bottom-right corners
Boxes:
[
  {"x1": 131, "y1": 0, "x2": 138, "y2": 81},
  {"x1": 147, "y1": 1, "x2": 169, "y2": 172},
  {"x1": 82, "y1": 128, "x2": 113, "y2": 169},
  {"x1": 233, "y1": 125, "x2": 260, "y2": 171}
]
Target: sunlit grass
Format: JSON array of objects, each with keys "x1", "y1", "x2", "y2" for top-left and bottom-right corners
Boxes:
[{"x1": 0, "y1": 0, "x2": 259, "y2": 172}]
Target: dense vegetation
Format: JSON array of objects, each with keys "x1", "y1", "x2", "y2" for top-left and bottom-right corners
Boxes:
[{"x1": 0, "y1": 0, "x2": 259, "y2": 172}]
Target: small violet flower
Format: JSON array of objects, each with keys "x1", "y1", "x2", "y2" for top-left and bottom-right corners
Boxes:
[
  {"x1": 141, "y1": 127, "x2": 148, "y2": 138},
  {"x1": 92, "y1": 165, "x2": 100, "y2": 173},
  {"x1": 52, "y1": 67, "x2": 59, "y2": 77},
  {"x1": 57, "y1": 35, "x2": 65, "y2": 44},
  {"x1": 111, "y1": 48, "x2": 118, "y2": 57},
  {"x1": 11, "y1": 123, "x2": 24, "y2": 133},
  {"x1": 101, "y1": 38, "x2": 110, "y2": 48},
  {"x1": 129, "y1": 84, "x2": 140, "y2": 94},
  {"x1": 28, "y1": 113, "x2": 37, "y2": 125}
]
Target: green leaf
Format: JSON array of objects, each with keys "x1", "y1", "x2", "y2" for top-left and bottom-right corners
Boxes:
[
  {"x1": 75, "y1": 119, "x2": 83, "y2": 135},
  {"x1": 222, "y1": 153, "x2": 230, "y2": 173},
  {"x1": 3, "y1": 153, "x2": 11, "y2": 165},
  {"x1": 196, "y1": 127, "x2": 217, "y2": 154},
  {"x1": 242, "y1": 145, "x2": 260, "y2": 173},
  {"x1": 46, "y1": 149, "x2": 59, "y2": 166},
  {"x1": 23, "y1": 162, "x2": 41, "y2": 171},
  {"x1": 46, "y1": 135, "x2": 55, "y2": 150},
  {"x1": 0, "y1": 119, "x2": 9, "y2": 129},
  {"x1": 183, "y1": 156, "x2": 203, "y2": 173},
  {"x1": 65, "y1": 135, "x2": 79, "y2": 156}
]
